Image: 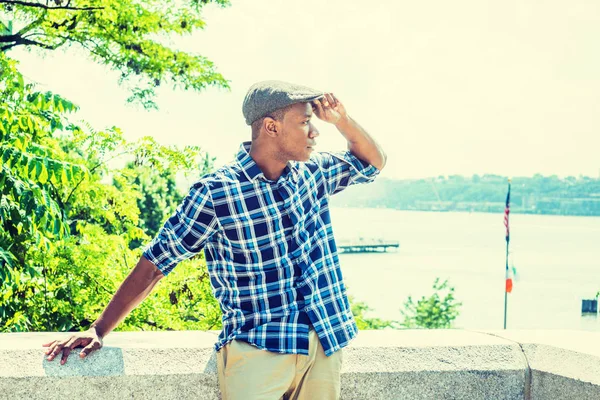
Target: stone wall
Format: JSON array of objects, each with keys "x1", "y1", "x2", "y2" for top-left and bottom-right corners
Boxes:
[{"x1": 1, "y1": 329, "x2": 599, "y2": 399}]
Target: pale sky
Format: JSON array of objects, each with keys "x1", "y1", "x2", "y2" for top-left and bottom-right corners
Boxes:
[{"x1": 11, "y1": 0, "x2": 600, "y2": 179}]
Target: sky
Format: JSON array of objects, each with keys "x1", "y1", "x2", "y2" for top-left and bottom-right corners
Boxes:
[{"x1": 10, "y1": 0, "x2": 600, "y2": 179}]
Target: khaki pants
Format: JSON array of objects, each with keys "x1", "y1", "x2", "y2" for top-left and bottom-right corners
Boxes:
[{"x1": 216, "y1": 329, "x2": 343, "y2": 400}]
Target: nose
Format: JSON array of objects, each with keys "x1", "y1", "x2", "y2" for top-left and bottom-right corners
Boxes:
[{"x1": 309, "y1": 123, "x2": 320, "y2": 139}]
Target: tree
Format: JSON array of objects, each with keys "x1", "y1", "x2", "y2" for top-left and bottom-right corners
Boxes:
[
  {"x1": 1, "y1": 0, "x2": 231, "y2": 332},
  {"x1": 0, "y1": 54, "x2": 220, "y2": 332},
  {"x1": 1, "y1": 0, "x2": 230, "y2": 108},
  {"x1": 0, "y1": 53, "x2": 85, "y2": 287},
  {"x1": 349, "y1": 278, "x2": 463, "y2": 330},
  {"x1": 400, "y1": 278, "x2": 462, "y2": 329}
]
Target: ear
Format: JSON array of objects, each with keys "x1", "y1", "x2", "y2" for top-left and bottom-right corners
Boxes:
[{"x1": 263, "y1": 117, "x2": 280, "y2": 138}]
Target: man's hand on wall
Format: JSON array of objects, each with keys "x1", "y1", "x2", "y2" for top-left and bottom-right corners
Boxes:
[{"x1": 42, "y1": 327, "x2": 104, "y2": 365}]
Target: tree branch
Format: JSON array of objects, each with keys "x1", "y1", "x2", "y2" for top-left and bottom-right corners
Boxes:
[
  {"x1": 15, "y1": 16, "x2": 45, "y2": 37},
  {"x1": 64, "y1": 150, "x2": 129, "y2": 206},
  {"x1": 0, "y1": 0, "x2": 103, "y2": 10},
  {"x1": 0, "y1": 36, "x2": 57, "y2": 50},
  {"x1": 1, "y1": 29, "x2": 69, "y2": 52}
]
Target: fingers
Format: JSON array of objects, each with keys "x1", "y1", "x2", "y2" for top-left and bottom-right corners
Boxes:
[
  {"x1": 60, "y1": 347, "x2": 72, "y2": 365},
  {"x1": 45, "y1": 340, "x2": 67, "y2": 361},
  {"x1": 312, "y1": 99, "x2": 325, "y2": 116},
  {"x1": 44, "y1": 335, "x2": 98, "y2": 364},
  {"x1": 80, "y1": 340, "x2": 101, "y2": 359},
  {"x1": 58, "y1": 336, "x2": 80, "y2": 365},
  {"x1": 320, "y1": 93, "x2": 340, "y2": 112},
  {"x1": 330, "y1": 93, "x2": 341, "y2": 109},
  {"x1": 323, "y1": 93, "x2": 337, "y2": 107},
  {"x1": 323, "y1": 93, "x2": 334, "y2": 107},
  {"x1": 313, "y1": 94, "x2": 343, "y2": 123}
]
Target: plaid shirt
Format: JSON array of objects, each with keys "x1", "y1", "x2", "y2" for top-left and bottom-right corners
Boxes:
[{"x1": 144, "y1": 142, "x2": 379, "y2": 356}]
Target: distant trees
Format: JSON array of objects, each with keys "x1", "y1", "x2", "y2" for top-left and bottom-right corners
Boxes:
[
  {"x1": 334, "y1": 175, "x2": 600, "y2": 216},
  {"x1": 350, "y1": 279, "x2": 462, "y2": 330},
  {"x1": 400, "y1": 278, "x2": 462, "y2": 329}
]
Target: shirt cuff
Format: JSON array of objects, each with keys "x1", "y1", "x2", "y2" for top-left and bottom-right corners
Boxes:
[
  {"x1": 331, "y1": 151, "x2": 380, "y2": 182},
  {"x1": 142, "y1": 240, "x2": 177, "y2": 276}
]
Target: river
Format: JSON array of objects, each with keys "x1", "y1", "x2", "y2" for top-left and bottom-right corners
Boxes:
[{"x1": 330, "y1": 207, "x2": 600, "y2": 331}]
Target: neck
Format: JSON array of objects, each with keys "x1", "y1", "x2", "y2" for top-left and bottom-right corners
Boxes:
[{"x1": 248, "y1": 141, "x2": 287, "y2": 181}]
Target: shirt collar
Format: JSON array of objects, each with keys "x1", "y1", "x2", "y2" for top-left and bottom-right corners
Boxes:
[{"x1": 236, "y1": 141, "x2": 299, "y2": 183}]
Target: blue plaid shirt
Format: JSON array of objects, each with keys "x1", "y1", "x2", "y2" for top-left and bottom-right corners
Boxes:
[{"x1": 144, "y1": 142, "x2": 379, "y2": 356}]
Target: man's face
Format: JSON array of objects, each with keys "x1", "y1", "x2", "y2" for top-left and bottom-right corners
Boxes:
[{"x1": 277, "y1": 102, "x2": 320, "y2": 162}]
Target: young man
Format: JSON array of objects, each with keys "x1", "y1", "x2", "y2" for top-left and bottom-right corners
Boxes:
[{"x1": 43, "y1": 81, "x2": 386, "y2": 399}]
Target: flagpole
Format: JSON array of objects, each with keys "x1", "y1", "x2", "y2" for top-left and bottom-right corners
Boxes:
[
  {"x1": 503, "y1": 233, "x2": 509, "y2": 329},
  {"x1": 503, "y1": 179, "x2": 511, "y2": 329}
]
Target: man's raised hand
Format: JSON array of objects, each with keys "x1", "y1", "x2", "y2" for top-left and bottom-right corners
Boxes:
[{"x1": 312, "y1": 93, "x2": 348, "y2": 125}]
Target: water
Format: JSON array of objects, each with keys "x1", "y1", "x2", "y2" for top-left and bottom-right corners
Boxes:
[{"x1": 330, "y1": 207, "x2": 600, "y2": 331}]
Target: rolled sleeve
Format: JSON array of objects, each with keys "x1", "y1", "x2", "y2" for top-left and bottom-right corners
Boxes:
[
  {"x1": 315, "y1": 150, "x2": 380, "y2": 196},
  {"x1": 143, "y1": 182, "x2": 218, "y2": 275}
]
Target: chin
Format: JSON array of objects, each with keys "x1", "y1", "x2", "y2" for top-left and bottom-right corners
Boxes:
[
  {"x1": 300, "y1": 151, "x2": 312, "y2": 162},
  {"x1": 288, "y1": 149, "x2": 313, "y2": 163}
]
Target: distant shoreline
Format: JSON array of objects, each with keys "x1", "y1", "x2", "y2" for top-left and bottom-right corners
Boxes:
[
  {"x1": 332, "y1": 205, "x2": 600, "y2": 218},
  {"x1": 331, "y1": 175, "x2": 600, "y2": 218}
]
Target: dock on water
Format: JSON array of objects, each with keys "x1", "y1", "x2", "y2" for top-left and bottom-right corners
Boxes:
[{"x1": 338, "y1": 238, "x2": 400, "y2": 253}]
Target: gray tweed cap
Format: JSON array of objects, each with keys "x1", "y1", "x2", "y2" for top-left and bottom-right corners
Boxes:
[{"x1": 242, "y1": 80, "x2": 324, "y2": 125}]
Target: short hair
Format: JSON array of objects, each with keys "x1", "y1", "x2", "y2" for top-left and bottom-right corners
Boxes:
[{"x1": 251, "y1": 104, "x2": 293, "y2": 140}]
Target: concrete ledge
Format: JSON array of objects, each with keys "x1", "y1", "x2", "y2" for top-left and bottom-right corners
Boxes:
[
  {"x1": 487, "y1": 330, "x2": 600, "y2": 400},
  {"x1": 1, "y1": 330, "x2": 599, "y2": 399}
]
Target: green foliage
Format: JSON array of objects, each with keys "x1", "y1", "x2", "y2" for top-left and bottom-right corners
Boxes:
[
  {"x1": 400, "y1": 278, "x2": 462, "y2": 329},
  {"x1": 1, "y1": 0, "x2": 230, "y2": 331},
  {"x1": 0, "y1": 53, "x2": 86, "y2": 281},
  {"x1": 2, "y1": 0, "x2": 230, "y2": 107},
  {"x1": 132, "y1": 258, "x2": 221, "y2": 331},
  {"x1": 127, "y1": 165, "x2": 183, "y2": 239},
  {"x1": 350, "y1": 295, "x2": 395, "y2": 330},
  {"x1": 334, "y1": 175, "x2": 600, "y2": 216},
  {"x1": 124, "y1": 153, "x2": 213, "y2": 239},
  {"x1": 0, "y1": 55, "x2": 220, "y2": 332},
  {"x1": 350, "y1": 278, "x2": 462, "y2": 330}
]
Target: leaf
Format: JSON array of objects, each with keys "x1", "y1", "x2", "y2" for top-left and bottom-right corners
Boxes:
[
  {"x1": 2, "y1": 147, "x2": 12, "y2": 165},
  {"x1": 8, "y1": 150, "x2": 20, "y2": 170},
  {"x1": 38, "y1": 214, "x2": 47, "y2": 230},
  {"x1": 61, "y1": 166, "x2": 68, "y2": 186},
  {"x1": 53, "y1": 218, "x2": 61, "y2": 236},
  {"x1": 35, "y1": 159, "x2": 43, "y2": 181},
  {"x1": 12, "y1": 136, "x2": 22, "y2": 151},
  {"x1": 34, "y1": 205, "x2": 45, "y2": 223},
  {"x1": 38, "y1": 163, "x2": 49, "y2": 184},
  {"x1": 21, "y1": 190, "x2": 35, "y2": 215},
  {"x1": 56, "y1": 97, "x2": 65, "y2": 113},
  {"x1": 18, "y1": 117, "x2": 28, "y2": 131}
]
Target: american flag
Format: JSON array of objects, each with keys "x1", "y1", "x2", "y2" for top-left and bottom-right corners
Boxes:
[
  {"x1": 504, "y1": 182, "x2": 511, "y2": 242},
  {"x1": 504, "y1": 180, "x2": 513, "y2": 295}
]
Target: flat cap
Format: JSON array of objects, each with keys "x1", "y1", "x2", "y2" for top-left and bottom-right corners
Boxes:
[{"x1": 242, "y1": 80, "x2": 324, "y2": 125}]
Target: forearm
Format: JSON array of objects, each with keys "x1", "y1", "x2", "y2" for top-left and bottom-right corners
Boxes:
[
  {"x1": 335, "y1": 116, "x2": 387, "y2": 170},
  {"x1": 91, "y1": 256, "x2": 164, "y2": 338}
]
